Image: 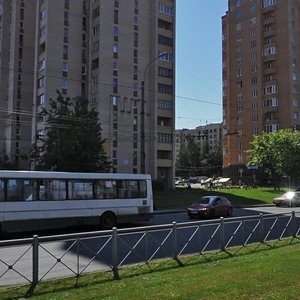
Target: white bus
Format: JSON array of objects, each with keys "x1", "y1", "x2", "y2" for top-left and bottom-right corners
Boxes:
[{"x1": 0, "y1": 170, "x2": 153, "y2": 232}]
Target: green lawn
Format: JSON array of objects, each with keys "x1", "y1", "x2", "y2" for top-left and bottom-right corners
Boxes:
[
  {"x1": 1, "y1": 241, "x2": 300, "y2": 299},
  {"x1": 154, "y1": 187, "x2": 286, "y2": 209}
]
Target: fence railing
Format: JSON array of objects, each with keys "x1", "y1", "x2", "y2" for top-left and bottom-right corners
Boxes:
[{"x1": 0, "y1": 211, "x2": 299, "y2": 296}]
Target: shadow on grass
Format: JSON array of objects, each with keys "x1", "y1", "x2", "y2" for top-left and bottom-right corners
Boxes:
[
  {"x1": 154, "y1": 187, "x2": 286, "y2": 209},
  {"x1": 1, "y1": 238, "x2": 299, "y2": 300}
]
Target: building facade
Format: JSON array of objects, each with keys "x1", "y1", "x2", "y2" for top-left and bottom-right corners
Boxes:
[
  {"x1": 222, "y1": 0, "x2": 300, "y2": 178},
  {"x1": 0, "y1": 0, "x2": 176, "y2": 187}
]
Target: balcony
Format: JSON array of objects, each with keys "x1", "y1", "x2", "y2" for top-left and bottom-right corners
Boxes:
[
  {"x1": 262, "y1": 17, "x2": 276, "y2": 26},
  {"x1": 157, "y1": 158, "x2": 172, "y2": 168},
  {"x1": 264, "y1": 66, "x2": 277, "y2": 75},
  {"x1": 263, "y1": 29, "x2": 276, "y2": 38},
  {"x1": 263, "y1": 53, "x2": 277, "y2": 62}
]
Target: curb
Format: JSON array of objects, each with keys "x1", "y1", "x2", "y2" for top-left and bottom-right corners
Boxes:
[{"x1": 153, "y1": 204, "x2": 275, "y2": 215}]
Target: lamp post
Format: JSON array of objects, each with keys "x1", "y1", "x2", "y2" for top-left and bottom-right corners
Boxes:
[{"x1": 140, "y1": 52, "x2": 166, "y2": 174}]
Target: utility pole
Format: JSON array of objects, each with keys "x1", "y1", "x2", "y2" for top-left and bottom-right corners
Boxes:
[{"x1": 140, "y1": 52, "x2": 166, "y2": 174}]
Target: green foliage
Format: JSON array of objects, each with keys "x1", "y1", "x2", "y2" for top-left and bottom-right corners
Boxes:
[
  {"x1": 176, "y1": 136, "x2": 201, "y2": 171},
  {"x1": 176, "y1": 136, "x2": 222, "y2": 177},
  {"x1": 31, "y1": 92, "x2": 110, "y2": 172},
  {"x1": 247, "y1": 129, "x2": 300, "y2": 181},
  {"x1": 0, "y1": 149, "x2": 19, "y2": 169}
]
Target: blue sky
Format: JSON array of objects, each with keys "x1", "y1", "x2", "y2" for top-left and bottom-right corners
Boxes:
[{"x1": 175, "y1": 0, "x2": 228, "y2": 129}]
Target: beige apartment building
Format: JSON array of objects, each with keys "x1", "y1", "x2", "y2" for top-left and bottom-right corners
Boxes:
[
  {"x1": 222, "y1": 0, "x2": 300, "y2": 179},
  {"x1": 0, "y1": 0, "x2": 175, "y2": 187}
]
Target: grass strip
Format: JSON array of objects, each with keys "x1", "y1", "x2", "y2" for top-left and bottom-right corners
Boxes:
[{"x1": 1, "y1": 239, "x2": 299, "y2": 300}]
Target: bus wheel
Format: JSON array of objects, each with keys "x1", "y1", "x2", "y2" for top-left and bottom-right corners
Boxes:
[{"x1": 100, "y1": 212, "x2": 117, "y2": 230}]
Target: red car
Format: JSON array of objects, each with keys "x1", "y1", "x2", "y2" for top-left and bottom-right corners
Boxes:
[{"x1": 187, "y1": 196, "x2": 233, "y2": 218}]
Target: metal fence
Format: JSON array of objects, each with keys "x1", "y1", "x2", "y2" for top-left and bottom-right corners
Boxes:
[{"x1": 0, "y1": 211, "x2": 300, "y2": 296}]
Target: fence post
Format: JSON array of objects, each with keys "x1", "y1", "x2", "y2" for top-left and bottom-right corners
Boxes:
[
  {"x1": 259, "y1": 213, "x2": 264, "y2": 243},
  {"x1": 220, "y1": 217, "x2": 225, "y2": 251},
  {"x1": 112, "y1": 227, "x2": 119, "y2": 280},
  {"x1": 172, "y1": 221, "x2": 177, "y2": 260},
  {"x1": 26, "y1": 235, "x2": 39, "y2": 297},
  {"x1": 292, "y1": 211, "x2": 296, "y2": 238}
]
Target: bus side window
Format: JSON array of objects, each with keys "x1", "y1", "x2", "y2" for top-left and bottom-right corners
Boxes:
[
  {"x1": 68, "y1": 180, "x2": 93, "y2": 200},
  {"x1": 7, "y1": 179, "x2": 22, "y2": 201},
  {"x1": 140, "y1": 181, "x2": 147, "y2": 198},
  {"x1": 0, "y1": 179, "x2": 4, "y2": 201}
]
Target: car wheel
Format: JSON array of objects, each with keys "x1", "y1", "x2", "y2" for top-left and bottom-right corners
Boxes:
[
  {"x1": 100, "y1": 212, "x2": 117, "y2": 230},
  {"x1": 227, "y1": 208, "x2": 233, "y2": 217}
]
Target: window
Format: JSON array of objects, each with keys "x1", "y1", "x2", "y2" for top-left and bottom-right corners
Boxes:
[
  {"x1": 250, "y1": 40, "x2": 257, "y2": 48},
  {"x1": 134, "y1": 32, "x2": 138, "y2": 47},
  {"x1": 264, "y1": 124, "x2": 279, "y2": 132},
  {"x1": 92, "y1": 40, "x2": 99, "y2": 52},
  {"x1": 62, "y1": 62, "x2": 68, "y2": 72},
  {"x1": 262, "y1": 47, "x2": 277, "y2": 56},
  {"x1": 158, "y1": 3, "x2": 173, "y2": 15},
  {"x1": 158, "y1": 67, "x2": 173, "y2": 78},
  {"x1": 262, "y1": 0, "x2": 277, "y2": 9},
  {"x1": 113, "y1": 26, "x2": 118, "y2": 40},
  {"x1": 62, "y1": 79, "x2": 68, "y2": 89},
  {"x1": 38, "y1": 59, "x2": 46, "y2": 71},
  {"x1": 264, "y1": 85, "x2": 278, "y2": 95},
  {"x1": 92, "y1": 58, "x2": 99, "y2": 69},
  {"x1": 64, "y1": 28, "x2": 69, "y2": 42},
  {"x1": 113, "y1": 78, "x2": 118, "y2": 93},
  {"x1": 63, "y1": 45, "x2": 68, "y2": 59},
  {"x1": 158, "y1": 83, "x2": 172, "y2": 94},
  {"x1": 93, "y1": 24, "x2": 100, "y2": 35},
  {"x1": 251, "y1": 77, "x2": 257, "y2": 85},
  {"x1": 250, "y1": 52, "x2": 257, "y2": 60},
  {"x1": 37, "y1": 76, "x2": 45, "y2": 88},
  {"x1": 157, "y1": 100, "x2": 173, "y2": 110},
  {"x1": 251, "y1": 65, "x2": 257, "y2": 73},
  {"x1": 93, "y1": 6, "x2": 99, "y2": 19},
  {"x1": 251, "y1": 89, "x2": 258, "y2": 97},
  {"x1": 251, "y1": 102, "x2": 258, "y2": 110},
  {"x1": 159, "y1": 52, "x2": 173, "y2": 62},
  {"x1": 252, "y1": 115, "x2": 258, "y2": 123},
  {"x1": 39, "y1": 25, "x2": 47, "y2": 38},
  {"x1": 249, "y1": 16, "x2": 256, "y2": 25},
  {"x1": 236, "y1": 0, "x2": 242, "y2": 8},
  {"x1": 158, "y1": 133, "x2": 172, "y2": 143},
  {"x1": 264, "y1": 97, "x2": 278, "y2": 107},
  {"x1": 114, "y1": 9, "x2": 118, "y2": 24},
  {"x1": 40, "y1": 9, "x2": 47, "y2": 20},
  {"x1": 250, "y1": 3, "x2": 256, "y2": 13},
  {"x1": 92, "y1": 76, "x2": 98, "y2": 86},
  {"x1": 38, "y1": 94, "x2": 45, "y2": 105},
  {"x1": 158, "y1": 35, "x2": 173, "y2": 46}
]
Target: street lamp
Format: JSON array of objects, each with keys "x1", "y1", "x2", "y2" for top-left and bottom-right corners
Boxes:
[{"x1": 140, "y1": 52, "x2": 166, "y2": 174}]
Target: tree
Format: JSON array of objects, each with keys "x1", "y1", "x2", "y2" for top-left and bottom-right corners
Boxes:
[
  {"x1": 32, "y1": 92, "x2": 110, "y2": 172},
  {"x1": 247, "y1": 129, "x2": 300, "y2": 183},
  {"x1": 176, "y1": 136, "x2": 201, "y2": 176},
  {"x1": 0, "y1": 149, "x2": 19, "y2": 169},
  {"x1": 200, "y1": 142, "x2": 223, "y2": 176}
]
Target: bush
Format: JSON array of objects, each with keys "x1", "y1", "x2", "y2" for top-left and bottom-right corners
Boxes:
[{"x1": 152, "y1": 180, "x2": 166, "y2": 192}]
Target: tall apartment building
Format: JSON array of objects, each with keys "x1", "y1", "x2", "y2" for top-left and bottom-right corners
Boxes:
[
  {"x1": 222, "y1": 0, "x2": 300, "y2": 178},
  {"x1": 0, "y1": 0, "x2": 175, "y2": 187}
]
